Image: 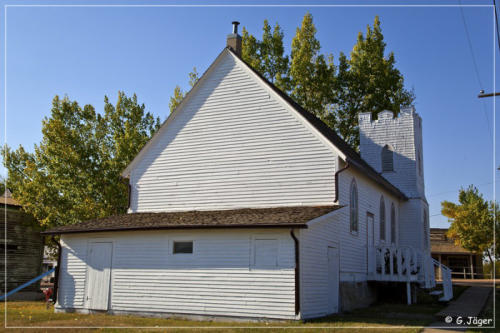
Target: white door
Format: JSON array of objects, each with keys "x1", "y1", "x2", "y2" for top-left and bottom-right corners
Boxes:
[
  {"x1": 366, "y1": 214, "x2": 375, "y2": 274},
  {"x1": 86, "y1": 242, "x2": 113, "y2": 310},
  {"x1": 327, "y1": 246, "x2": 339, "y2": 313}
]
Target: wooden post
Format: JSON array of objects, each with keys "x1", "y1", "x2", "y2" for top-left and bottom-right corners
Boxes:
[{"x1": 470, "y1": 254, "x2": 474, "y2": 280}]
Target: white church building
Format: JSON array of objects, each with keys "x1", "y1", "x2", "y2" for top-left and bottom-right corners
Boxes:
[{"x1": 44, "y1": 22, "x2": 452, "y2": 321}]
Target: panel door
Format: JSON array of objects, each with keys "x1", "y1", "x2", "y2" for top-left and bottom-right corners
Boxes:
[
  {"x1": 327, "y1": 246, "x2": 340, "y2": 314},
  {"x1": 86, "y1": 242, "x2": 113, "y2": 310}
]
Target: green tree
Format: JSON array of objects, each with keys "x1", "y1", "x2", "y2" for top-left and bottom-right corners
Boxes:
[
  {"x1": 241, "y1": 27, "x2": 262, "y2": 72},
  {"x1": 441, "y1": 185, "x2": 498, "y2": 263},
  {"x1": 241, "y1": 21, "x2": 289, "y2": 90},
  {"x1": 288, "y1": 13, "x2": 335, "y2": 119},
  {"x1": 260, "y1": 20, "x2": 289, "y2": 86},
  {"x1": 0, "y1": 175, "x2": 4, "y2": 195},
  {"x1": 169, "y1": 67, "x2": 200, "y2": 113},
  {"x1": 241, "y1": 14, "x2": 414, "y2": 150},
  {"x1": 169, "y1": 86, "x2": 185, "y2": 114},
  {"x1": 327, "y1": 16, "x2": 415, "y2": 147},
  {"x1": 2, "y1": 92, "x2": 160, "y2": 228}
]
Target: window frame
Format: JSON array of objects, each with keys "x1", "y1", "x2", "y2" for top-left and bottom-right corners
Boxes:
[
  {"x1": 350, "y1": 179, "x2": 359, "y2": 235},
  {"x1": 170, "y1": 239, "x2": 195, "y2": 256},
  {"x1": 390, "y1": 203, "x2": 396, "y2": 244},
  {"x1": 172, "y1": 240, "x2": 194, "y2": 254},
  {"x1": 251, "y1": 236, "x2": 280, "y2": 269},
  {"x1": 381, "y1": 145, "x2": 394, "y2": 172},
  {"x1": 379, "y1": 196, "x2": 386, "y2": 242}
]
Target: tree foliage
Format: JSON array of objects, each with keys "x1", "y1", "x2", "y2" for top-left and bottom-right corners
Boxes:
[
  {"x1": 169, "y1": 67, "x2": 200, "y2": 113},
  {"x1": 240, "y1": 14, "x2": 415, "y2": 149},
  {"x1": 327, "y1": 17, "x2": 415, "y2": 147},
  {"x1": 241, "y1": 21, "x2": 289, "y2": 89},
  {"x1": 2, "y1": 92, "x2": 160, "y2": 228},
  {"x1": 0, "y1": 175, "x2": 4, "y2": 195},
  {"x1": 289, "y1": 13, "x2": 335, "y2": 119},
  {"x1": 441, "y1": 185, "x2": 498, "y2": 262}
]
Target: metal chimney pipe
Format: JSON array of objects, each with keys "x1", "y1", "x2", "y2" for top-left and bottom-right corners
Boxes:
[{"x1": 232, "y1": 21, "x2": 240, "y2": 34}]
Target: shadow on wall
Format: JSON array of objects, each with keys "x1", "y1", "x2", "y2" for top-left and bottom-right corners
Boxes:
[
  {"x1": 58, "y1": 247, "x2": 76, "y2": 307},
  {"x1": 358, "y1": 127, "x2": 428, "y2": 251}
]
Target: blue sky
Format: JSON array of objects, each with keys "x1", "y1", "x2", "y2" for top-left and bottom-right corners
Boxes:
[{"x1": 0, "y1": 0, "x2": 498, "y2": 228}]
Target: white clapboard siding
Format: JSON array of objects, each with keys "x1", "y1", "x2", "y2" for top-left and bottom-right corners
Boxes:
[
  {"x1": 299, "y1": 167, "x2": 401, "y2": 319},
  {"x1": 57, "y1": 238, "x2": 87, "y2": 309},
  {"x1": 129, "y1": 51, "x2": 336, "y2": 212},
  {"x1": 58, "y1": 229, "x2": 297, "y2": 320}
]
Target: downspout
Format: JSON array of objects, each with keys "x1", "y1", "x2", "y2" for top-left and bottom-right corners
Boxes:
[
  {"x1": 334, "y1": 161, "x2": 350, "y2": 203},
  {"x1": 51, "y1": 236, "x2": 62, "y2": 304},
  {"x1": 290, "y1": 229, "x2": 300, "y2": 316}
]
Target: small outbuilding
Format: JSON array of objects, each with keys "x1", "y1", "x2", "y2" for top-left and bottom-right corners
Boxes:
[
  {"x1": 0, "y1": 189, "x2": 44, "y2": 299},
  {"x1": 430, "y1": 228, "x2": 483, "y2": 279}
]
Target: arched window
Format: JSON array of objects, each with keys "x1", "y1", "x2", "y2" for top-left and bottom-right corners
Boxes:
[
  {"x1": 379, "y1": 196, "x2": 386, "y2": 241},
  {"x1": 381, "y1": 145, "x2": 394, "y2": 172},
  {"x1": 391, "y1": 203, "x2": 396, "y2": 244},
  {"x1": 350, "y1": 179, "x2": 358, "y2": 233}
]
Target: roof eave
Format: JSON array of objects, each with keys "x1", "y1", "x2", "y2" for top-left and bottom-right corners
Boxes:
[{"x1": 41, "y1": 223, "x2": 309, "y2": 235}]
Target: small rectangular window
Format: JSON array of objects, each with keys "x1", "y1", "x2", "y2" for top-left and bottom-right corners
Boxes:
[
  {"x1": 173, "y1": 241, "x2": 193, "y2": 254},
  {"x1": 254, "y1": 239, "x2": 278, "y2": 267}
]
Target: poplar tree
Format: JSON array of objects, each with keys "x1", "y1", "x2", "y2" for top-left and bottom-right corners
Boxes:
[
  {"x1": 288, "y1": 13, "x2": 335, "y2": 119},
  {"x1": 260, "y1": 20, "x2": 289, "y2": 86},
  {"x1": 241, "y1": 21, "x2": 289, "y2": 90},
  {"x1": 169, "y1": 67, "x2": 200, "y2": 113},
  {"x1": 171, "y1": 14, "x2": 415, "y2": 150},
  {"x1": 241, "y1": 27, "x2": 262, "y2": 72},
  {"x1": 328, "y1": 16, "x2": 415, "y2": 147},
  {"x1": 2, "y1": 92, "x2": 160, "y2": 228},
  {"x1": 441, "y1": 186, "x2": 498, "y2": 262}
]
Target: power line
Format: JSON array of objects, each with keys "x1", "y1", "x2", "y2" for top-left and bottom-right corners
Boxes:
[
  {"x1": 493, "y1": 0, "x2": 500, "y2": 54},
  {"x1": 459, "y1": 0, "x2": 484, "y2": 88},
  {"x1": 458, "y1": 0, "x2": 493, "y2": 141}
]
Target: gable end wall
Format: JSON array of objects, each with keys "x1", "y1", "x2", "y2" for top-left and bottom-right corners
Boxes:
[{"x1": 129, "y1": 51, "x2": 337, "y2": 212}]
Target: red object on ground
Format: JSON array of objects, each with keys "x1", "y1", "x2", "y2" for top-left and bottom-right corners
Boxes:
[{"x1": 43, "y1": 288, "x2": 53, "y2": 302}]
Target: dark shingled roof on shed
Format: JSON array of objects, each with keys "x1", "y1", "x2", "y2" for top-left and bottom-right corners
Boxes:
[{"x1": 42, "y1": 205, "x2": 343, "y2": 235}]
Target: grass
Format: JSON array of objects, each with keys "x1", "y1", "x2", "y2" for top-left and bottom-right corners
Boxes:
[{"x1": 0, "y1": 286, "x2": 467, "y2": 332}]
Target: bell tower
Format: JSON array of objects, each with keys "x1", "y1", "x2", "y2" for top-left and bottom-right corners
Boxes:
[{"x1": 358, "y1": 107, "x2": 430, "y2": 253}]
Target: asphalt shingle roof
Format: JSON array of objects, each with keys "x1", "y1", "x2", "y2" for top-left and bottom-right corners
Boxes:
[{"x1": 42, "y1": 205, "x2": 343, "y2": 235}]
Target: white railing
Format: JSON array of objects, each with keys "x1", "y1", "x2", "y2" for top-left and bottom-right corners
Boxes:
[
  {"x1": 369, "y1": 245, "x2": 420, "y2": 282},
  {"x1": 368, "y1": 245, "x2": 453, "y2": 302},
  {"x1": 432, "y1": 258, "x2": 453, "y2": 301}
]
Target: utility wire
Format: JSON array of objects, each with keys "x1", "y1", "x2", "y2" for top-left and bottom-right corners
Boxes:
[
  {"x1": 458, "y1": 0, "x2": 493, "y2": 142},
  {"x1": 459, "y1": 0, "x2": 484, "y2": 88},
  {"x1": 493, "y1": 0, "x2": 500, "y2": 54}
]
